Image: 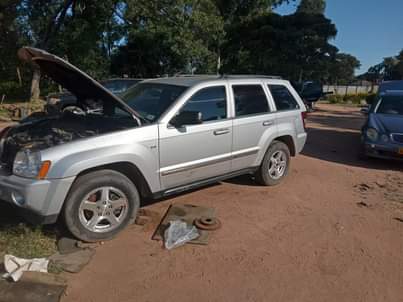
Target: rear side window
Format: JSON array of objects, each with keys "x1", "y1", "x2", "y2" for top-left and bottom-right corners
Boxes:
[
  {"x1": 269, "y1": 85, "x2": 300, "y2": 111},
  {"x1": 233, "y1": 85, "x2": 269, "y2": 117},
  {"x1": 180, "y1": 86, "x2": 227, "y2": 122}
]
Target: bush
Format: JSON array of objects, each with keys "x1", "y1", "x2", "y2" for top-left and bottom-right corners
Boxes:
[
  {"x1": 326, "y1": 93, "x2": 371, "y2": 105},
  {"x1": 0, "y1": 81, "x2": 29, "y2": 101},
  {"x1": 327, "y1": 95, "x2": 344, "y2": 104}
]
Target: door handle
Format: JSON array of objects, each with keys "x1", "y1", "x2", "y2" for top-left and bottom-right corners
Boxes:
[
  {"x1": 214, "y1": 129, "x2": 230, "y2": 136},
  {"x1": 263, "y1": 121, "x2": 274, "y2": 126}
]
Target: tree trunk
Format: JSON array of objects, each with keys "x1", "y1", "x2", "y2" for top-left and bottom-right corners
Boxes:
[
  {"x1": 30, "y1": 68, "x2": 41, "y2": 101},
  {"x1": 217, "y1": 54, "x2": 221, "y2": 74}
]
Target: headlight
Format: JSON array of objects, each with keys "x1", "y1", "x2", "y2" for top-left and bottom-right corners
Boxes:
[
  {"x1": 366, "y1": 128, "x2": 379, "y2": 141},
  {"x1": 13, "y1": 149, "x2": 43, "y2": 178}
]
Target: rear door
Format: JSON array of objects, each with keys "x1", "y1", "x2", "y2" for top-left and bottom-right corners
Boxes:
[
  {"x1": 230, "y1": 81, "x2": 277, "y2": 171},
  {"x1": 159, "y1": 84, "x2": 232, "y2": 189}
]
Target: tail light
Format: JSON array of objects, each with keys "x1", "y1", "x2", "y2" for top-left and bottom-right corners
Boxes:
[{"x1": 301, "y1": 111, "x2": 307, "y2": 130}]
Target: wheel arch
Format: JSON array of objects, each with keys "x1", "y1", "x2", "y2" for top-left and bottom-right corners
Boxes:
[
  {"x1": 274, "y1": 135, "x2": 296, "y2": 157},
  {"x1": 74, "y1": 162, "x2": 152, "y2": 200}
]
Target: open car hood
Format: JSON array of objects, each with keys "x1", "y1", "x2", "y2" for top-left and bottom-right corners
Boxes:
[{"x1": 18, "y1": 47, "x2": 142, "y2": 124}]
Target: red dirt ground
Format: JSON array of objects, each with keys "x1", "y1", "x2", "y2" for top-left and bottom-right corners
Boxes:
[{"x1": 10, "y1": 104, "x2": 403, "y2": 302}]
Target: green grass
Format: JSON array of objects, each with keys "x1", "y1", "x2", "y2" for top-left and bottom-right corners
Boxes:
[
  {"x1": 0, "y1": 204, "x2": 57, "y2": 259},
  {"x1": 324, "y1": 93, "x2": 377, "y2": 106},
  {"x1": 0, "y1": 107, "x2": 10, "y2": 120}
]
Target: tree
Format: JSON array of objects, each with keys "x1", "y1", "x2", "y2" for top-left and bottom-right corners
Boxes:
[
  {"x1": 19, "y1": 0, "x2": 76, "y2": 100},
  {"x1": 296, "y1": 0, "x2": 326, "y2": 15},
  {"x1": 221, "y1": 12, "x2": 340, "y2": 81},
  {"x1": 0, "y1": 0, "x2": 31, "y2": 98},
  {"x1": 362, "y1": 49, "x2": 403, "y2": 84},
  {"x1": 213, "y1": 0, "x2": 293, "y2": 23},
  {"x1": 329, "y1": 53, "x2": 361, "y2": 84},
  {"x1": 15, "y1": 0, "x2": 126, "y2": 100},
  {"x1": 112, "y1": 0, "x2": 225, "y2": 76},
  {"x1": 396, "y1": 50, "x2": 403, "y2": 78}
]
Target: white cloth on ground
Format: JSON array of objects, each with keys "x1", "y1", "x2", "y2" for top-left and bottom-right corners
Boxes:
[{"x1": 2, "y1": 254, "x2": 49, "y2": 282}]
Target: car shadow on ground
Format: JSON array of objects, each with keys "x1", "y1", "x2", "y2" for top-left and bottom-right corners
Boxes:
[
  {"x1": 141, "y1": 183, "x2": 222, "y2": 207},
  {"x1": 0, "y1": 202, "x2": 68, "y2": 248},
  {"x1": 223, "y1": 174, "x2": 260, "y2": 187},
  {"x1": 302, "y1": 126, "x2": 403, "y2": 172},
  {"x1": 0, "y1": 203, "x2": 26, "y2": 227}
]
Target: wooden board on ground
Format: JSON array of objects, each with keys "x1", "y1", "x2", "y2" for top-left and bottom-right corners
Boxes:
[
  {"x1": 152, "y1": 204, "x2": 215, "y2": 245},
  {"x1": 0, "y1": 272, "x2": 66, "y2": 302}
]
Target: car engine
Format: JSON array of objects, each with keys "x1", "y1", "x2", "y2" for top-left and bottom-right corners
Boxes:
[{"x1": 0, "y1": 111, "x2": 137, "y2": 172}]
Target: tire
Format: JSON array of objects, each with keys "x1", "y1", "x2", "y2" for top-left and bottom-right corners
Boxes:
[
  {"x1": 63, "y1": 170, "x2": 140, "y2": 242},
  {"x1": 255, "y1": 141, "x2": 291, "y2": 186}
]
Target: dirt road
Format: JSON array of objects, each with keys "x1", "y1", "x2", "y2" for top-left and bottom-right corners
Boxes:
[{"x1": 14, "y1": 104, "x2": 403, "y2": 302}]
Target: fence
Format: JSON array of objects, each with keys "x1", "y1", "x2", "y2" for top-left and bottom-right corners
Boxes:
[{"x1": 323, "y1": 85, "x2": 378, "y2": 96}]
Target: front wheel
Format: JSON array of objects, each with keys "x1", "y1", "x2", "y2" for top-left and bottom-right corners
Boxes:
[
  {"x1": 255, "y1": 141, "x2": 291, "y2": 186},
  {"x1": 63, "y1": 170, "x2": 140, "y2": 242}
]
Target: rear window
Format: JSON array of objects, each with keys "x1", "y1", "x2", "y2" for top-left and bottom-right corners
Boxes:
[
  {"x1": 233, "y1": 85, "x2": 269, "y2": 117},
  {"x1": 268, "y1": 85, "x2": 299, "y2": 111}
]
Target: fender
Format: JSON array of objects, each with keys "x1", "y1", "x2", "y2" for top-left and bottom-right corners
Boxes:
[{"x1": 41, "y1": 125, "x2": 161, "y2": 193}]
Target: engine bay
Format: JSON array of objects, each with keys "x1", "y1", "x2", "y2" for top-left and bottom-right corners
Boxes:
[{"x1": 0, "y1": 111, "x2": 138, "y2": 171}]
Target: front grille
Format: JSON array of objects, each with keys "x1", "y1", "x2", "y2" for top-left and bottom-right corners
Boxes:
[{"x1": 391, "y1": 133, "x2": 403, "y2": 144}]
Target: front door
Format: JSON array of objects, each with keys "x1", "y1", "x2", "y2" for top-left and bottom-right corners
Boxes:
[{"x1": 159, "y1": 85, "x2": 232, "y2": 189}]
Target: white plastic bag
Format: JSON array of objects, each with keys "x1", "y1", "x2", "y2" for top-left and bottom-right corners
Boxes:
[
  {"x1": 164, "y1": 220, "x2": 200, "y2": 250},
  {"x1": 2, "y1": 254, "x2": 49, "y2": 282}
]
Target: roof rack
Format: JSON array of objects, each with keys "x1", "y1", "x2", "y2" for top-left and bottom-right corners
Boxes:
[
  {"x1": 172, "y1": 74, "x2": 282, "y2": 80},
  {"x1": 221, "y1": 74, "x2": 282, "y2": 80},
  {"x1": 172, "y1": 73, "x2": 219, "y2": 77}
]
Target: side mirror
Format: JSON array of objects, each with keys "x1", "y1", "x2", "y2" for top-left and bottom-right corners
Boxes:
[
  {"x1": 360, "y1": 107, "x2": 369, "y2": 115},
  {"x1": 171, "y1": 110, "x2": 203, "y2": 127}
]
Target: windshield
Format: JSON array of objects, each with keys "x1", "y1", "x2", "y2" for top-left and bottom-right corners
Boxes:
[
  {"x1": 376, "y1": 95, "x2": 403, "y2": 115},
  {"x1": 120, "y1": 83, "x2": 187, "y2": 122},
  {"x1": 102, "y1": 80, "x2": 140, "y2": 94}
]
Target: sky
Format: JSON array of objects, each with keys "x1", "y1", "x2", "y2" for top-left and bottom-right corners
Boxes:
[{"x1": 275, "y1": 0, "x2": 403, "y2": 74}]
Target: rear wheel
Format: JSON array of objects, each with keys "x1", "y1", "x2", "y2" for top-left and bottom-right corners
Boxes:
[
  {"x1": 63, "y1": 170, "x2": 140, "y2": 242},
  {"x1": 255, "y1": 141, "x2": 291, "y2": 186}
]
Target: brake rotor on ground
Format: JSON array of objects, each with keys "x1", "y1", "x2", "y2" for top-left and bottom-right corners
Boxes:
[{"x1": 194, "y1": 217, "x2": 222, "y2": 231}]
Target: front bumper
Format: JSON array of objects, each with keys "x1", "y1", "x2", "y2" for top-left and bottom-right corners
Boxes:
[
  {"x1": 0, "y1": 168, "x2": 75, "y2": 224},
  {"x1": 363, "y1": 142, "x2": 403, "y2": 160}
]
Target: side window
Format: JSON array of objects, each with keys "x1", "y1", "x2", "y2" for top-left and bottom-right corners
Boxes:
[
  {"x1": 180, "y1": 86, "x2": 227, "y2": 122},
  {"x1": 233, "y1": 85, "x2": 269, "y2": 117},
  {"x1": 268, "y1": 85, "x2": 300, "y2": 111}
]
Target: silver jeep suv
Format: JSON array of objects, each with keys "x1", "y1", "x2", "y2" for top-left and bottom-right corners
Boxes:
[{"x1": 0, "y1": 47, "x2": 307, "y2": 241}]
